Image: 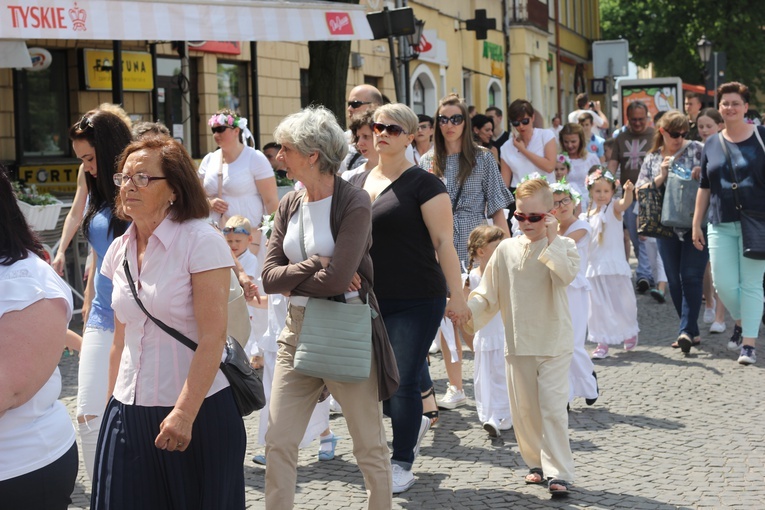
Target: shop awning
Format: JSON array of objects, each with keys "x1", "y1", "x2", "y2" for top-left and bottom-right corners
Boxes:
[
  {"x1": 0, "y1": 40, "x2": 32, "y2": 67},
  {"x1": 0, "y1": 0, "x2": 372, "y2": 42}
]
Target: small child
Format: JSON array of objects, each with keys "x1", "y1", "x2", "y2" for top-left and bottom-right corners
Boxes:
[
  {"x1": 224, "y1": 216, "x2": 267, "y2": 360},
  {"x1": 461, "y1": 225, "x2": 512, "y2": 437},
  {"x1": 602, "y1": 138, "x2": 616, "y2": 164},
  {"x1": 465, "y1": 177, "x2": 580, "y2": 496},
  {"x1": 554, "y1": 154, "x2": 570, "y2": 182},
  {"x1": 551, "y1": 180, "x2": 598, "y2": 405},
  {"x1": 585, "y1": 168, "x2": 640, "y2": 359}
]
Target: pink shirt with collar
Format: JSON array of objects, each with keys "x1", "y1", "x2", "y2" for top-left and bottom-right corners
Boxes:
[{"x1": 102, "y1": 217, "x2": 234, "y2": 407}]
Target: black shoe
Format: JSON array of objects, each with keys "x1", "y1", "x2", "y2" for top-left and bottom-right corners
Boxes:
[
  {"x1": 727, "y1": 325, "x2": 743, "y2": 351},
  {"x1": 636, "y1": 278, "x2": 650, "y2": 293},
  {"x1": 585, "y1": 371, "x2": 598, "y2": 406}
]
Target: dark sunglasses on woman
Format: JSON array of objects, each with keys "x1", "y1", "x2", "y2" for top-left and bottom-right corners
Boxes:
[
  {"x1": 437, "y1": 114, "x2": 465, "y2": 126},
  {"x1": 211, "y1": 126, "x2": 232, "y2": 134},
  {"x1": 372, "y1": 122, "x2": 407, "y2": 136},
  {"x1": 666, "y1": 131, "x2": 687, "y2": 139},
  {"x1": 78, "y1": 115, "x2": 94, "y2": 131},
  {"x1": 513, "y1": 211, "x2": 546, "y2": 223},
  {"x1": 511, "y1": 118, "x2": 532, "y2": 127}
]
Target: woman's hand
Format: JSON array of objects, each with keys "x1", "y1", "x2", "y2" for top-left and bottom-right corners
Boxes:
[
  {"x1": 512, "y1": 135, "x2": 526, "y2": 152},
  {"x1": 210, "y1": 198, "x2": 229, "y2": 214},
  {"x1": 445, "y1": 296, "x2": 471, "y2": 327},
  {"x1": 691, "y1": 165, "x2": 701, "y2": 180},
  {"x1": 347, "y1": 272, "x2": 362, "y2": 293},
  {"x1": 692, "y1": 225, "x2": 706, "y2": 251},
  {"x1": 318, "y1": 256, "x2": 331, "y2": 269},
  {"x1": 51, "y1": 252, "x2": 66, "y2": 276},
  {"x1": 659, "y1": 157, "x2": 672, "y2": 178},
  {"x1": 155, "y1": 407, "x2": 194, "y2": 453}
]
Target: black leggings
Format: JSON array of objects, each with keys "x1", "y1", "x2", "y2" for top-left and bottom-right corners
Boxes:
[{"x1": 0, "y1": 441, "x2": 78, "y2": 510}]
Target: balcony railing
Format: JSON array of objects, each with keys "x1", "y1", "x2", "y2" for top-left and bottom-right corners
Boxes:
[{"x1": 509, "y1": 0, "x2": 549, "y2": 32}]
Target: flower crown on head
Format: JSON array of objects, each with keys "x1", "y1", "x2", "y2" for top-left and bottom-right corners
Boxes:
[
  {"x1": 586, "y1": 166, "x2": 620, "y2": 189},
  {"x1": 556, "y1": 152, "x2": 571, "y2": 169},
  {"x1": 550, "y1": 177, "x2": 582, "y2": 205},
  {"x1": 208, "y1": 113, "x2": 240, "y2": 128}
]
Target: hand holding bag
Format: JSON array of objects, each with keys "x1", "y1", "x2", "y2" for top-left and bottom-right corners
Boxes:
[
  {"x1": 292, "y1": 204, "x2": 373, "y2": 383},
  {"x1": 123, "y1": 256, "x2": 265, "y2": 416},
  {"x1": 719, "y1": 132, "x2": 765, "y2": 260},
  {"x1": 637, "y1": 180, "x2": 674, "y2": 238}
]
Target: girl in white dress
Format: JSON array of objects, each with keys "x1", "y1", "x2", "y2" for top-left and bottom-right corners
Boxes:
[
  {"x1": 585, "y1": 168, "x2": 640, "y2": 359},
  {"x1": 552, "y1": 180, "x2": 598, "y2": 403},
  {"x1": 559, "y1": 123, "x2": 600, "y2": 212},
  {"x1": 462, "y1": 225, "x2": 512, "y2": 437}
]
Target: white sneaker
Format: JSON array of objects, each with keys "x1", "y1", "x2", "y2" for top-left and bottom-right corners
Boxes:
[
  {"x1": 703, "y1": 307, "x2": 715, "y2": 324},
  {"x1": 437, "y1": 384, "x2": 467, "y2": 409},
  {"x1": 412, "y1": 416, "x2": 431, "y2": 461},
  {"x1": 428, "y1": 339, "x2": 441, "y2": 354},
  {"x1": 391, "y1": 463, "x2": 415, "y2": 494},
  {"x1": 498, "y1": 417, "x2": 513, "y2": 431},
  {"x1": 483, "y1": 417, "x2": 500, "y2": 438},
  {"x1": 710, "y1": 321, "x2": 726, "y2": 334}
]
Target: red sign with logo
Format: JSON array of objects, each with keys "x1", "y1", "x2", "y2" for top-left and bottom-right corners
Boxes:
[
  {"x1": 326, "y1": 12, "x2": 353, "y2": 36},
  {"x1": 416, "y1": 33, "x2": 432, "y2": 54},
  {"x1": 187, "y1": 41, "x2": 241, "y2": 55}
]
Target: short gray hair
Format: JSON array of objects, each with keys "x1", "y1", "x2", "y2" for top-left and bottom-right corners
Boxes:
[
  {"x1": 374, "y1": 103, "x2": 418, "y2": 136},
  {"x1": 273, "y1": 106, "x2": 348, "y2": 175}
]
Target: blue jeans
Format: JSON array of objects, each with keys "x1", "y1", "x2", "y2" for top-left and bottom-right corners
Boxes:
[
  {"x1": 624, "y1": 203, "x2": 654, "y2": 284},
  {"x1": 657, "y1": 233, "x2": 709, "y2": 338},
  {"x1": 708, "y1": 222, "x2": 765, "y2": 339},
  {"x1": 379, "y1": 297, "x2": 446, "y2": 470}
]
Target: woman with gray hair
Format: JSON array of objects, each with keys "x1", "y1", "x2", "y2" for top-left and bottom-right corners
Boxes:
[{"x1": 261, "y1": 105, "x2": 399, "y2": 509}]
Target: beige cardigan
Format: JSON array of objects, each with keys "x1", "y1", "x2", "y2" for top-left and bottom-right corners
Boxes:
[{"x1": 262, "y1": 176, "x2": 400, "y2": 400}]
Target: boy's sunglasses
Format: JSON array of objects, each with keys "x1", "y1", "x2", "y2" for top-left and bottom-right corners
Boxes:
[
  {"x1": 223, "y1": 226, "x2": 251, "y2": 235},
  {"x1": 348, "y1": 100, "x2": 373, "y2": 109},
  {"x1": 372, "y1": 122, "x2": 407, "y2": 136},
  {"x1": 211, "y1": 126, "x2": 232, "y2": 134},
  {"x1": 437, "y1": 114, "x2": 465, "y2": 126},
  {"x1": 666, "y1": 131, "x2": 687, "y2": 139},
  {"x1": 511, "y1": 118, "x2": 532, "y2": 127},
  {"x1": 513, "y1": 212, "x2": 546, "y2": 223}
]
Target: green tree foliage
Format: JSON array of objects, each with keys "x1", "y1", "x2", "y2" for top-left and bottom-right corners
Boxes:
[{"x1": 601, "y1": 0, "x2": 765, "y2": 102}]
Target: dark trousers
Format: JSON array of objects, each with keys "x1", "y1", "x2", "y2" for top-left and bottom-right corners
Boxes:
[
  {"x1": 0, "y1": 441, "x2": 77, "y2": 510},
  {"x1": 658, "y1": 233, "x2": 709, "y2": 337},
  {"x1": 379, "y1": 296, "x2": 446, "y2": 470}
]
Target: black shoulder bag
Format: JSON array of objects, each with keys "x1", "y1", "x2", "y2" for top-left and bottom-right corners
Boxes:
[
  {"x1": 718, "y1": 132, "x2": 765, "y2": 260},
  {"x1": 123, "y1": 257, "x2": 265, "y2": 416}
]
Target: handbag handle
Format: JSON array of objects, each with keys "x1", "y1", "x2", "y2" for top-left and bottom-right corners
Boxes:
[
  {"x1": 718, "y1": 132, "x2": 744, "y2": 213},
  {"x1": 122, "y1": 255, "x2": 227, "y2": 370}
]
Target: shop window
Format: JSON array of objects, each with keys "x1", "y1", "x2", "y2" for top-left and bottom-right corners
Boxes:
[
  {"x1": 217, "y1": 62, "x2": 248, "y2": 116},
  {"x1": 17, "y1": 50, "x2": 68, "y2": 157}
]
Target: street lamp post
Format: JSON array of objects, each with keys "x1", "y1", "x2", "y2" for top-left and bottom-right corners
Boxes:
[
  {"x1": 697, "y1": 35, "x2": 718, "y2": 108},
  {"x1": 400, "y1": 18, "x2": 425, "y2": 107}
]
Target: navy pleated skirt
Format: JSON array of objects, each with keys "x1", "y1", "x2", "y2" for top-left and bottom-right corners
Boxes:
[{"x1": 90, "y1": 387, "x2": 246, "y2": 510}]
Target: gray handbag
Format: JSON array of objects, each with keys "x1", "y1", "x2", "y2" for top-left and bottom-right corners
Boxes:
[
  {"x1": 661, "y1": 145, "x2": 704, "y2": 229},
  {"x1": 293, "y1": 203, "x2": 373, "y2": 382}
]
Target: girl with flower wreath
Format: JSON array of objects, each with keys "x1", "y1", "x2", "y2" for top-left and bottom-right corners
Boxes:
[
  {"x1": 552, "y1": 179, "x2": 598, "y2": 403},
  {"x1": 559, "y1": 123, "x2": 600, "y2": 212},
  {"x1": 585, "y1": 168, "x2": 640, "y2": 359}
]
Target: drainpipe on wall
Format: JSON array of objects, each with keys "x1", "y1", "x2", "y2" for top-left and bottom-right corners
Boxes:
[
  {"x1": 503, "y1": 0, "x2": 511, "y2": 116},
  {"x1": 555, "y1": 0, "x2": 562, "y2": 118}
]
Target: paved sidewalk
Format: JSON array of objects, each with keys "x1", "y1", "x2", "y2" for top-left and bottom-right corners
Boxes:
[{"x1": 63, "y1": 290, "x2": 765, "y2": 509}]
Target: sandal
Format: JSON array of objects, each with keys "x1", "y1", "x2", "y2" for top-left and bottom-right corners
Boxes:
[
  {"x1": 548, "y1": 478, "x2": 570, "y2": 496},
  {"x1": 676, "y1": 333, "x2": 693, "y2": 354},
  {"x1": 671, "y1": 337, "x2": 701, "y2": 349},
  {"x1": 422, "y1": 387, "x2": 439, "y2": 426},
  {"x1": 524, "y1": 467, "x2": 546, "y2": 485}
]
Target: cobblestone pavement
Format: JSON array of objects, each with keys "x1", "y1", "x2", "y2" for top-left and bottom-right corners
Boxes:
[{"x1": 63, "y1": 290, "x2": 765, "y2": 509}]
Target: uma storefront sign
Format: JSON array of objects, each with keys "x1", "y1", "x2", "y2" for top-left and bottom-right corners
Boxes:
[{"x1": 83, "y1": 49, "x2": 153, "y2": 91}]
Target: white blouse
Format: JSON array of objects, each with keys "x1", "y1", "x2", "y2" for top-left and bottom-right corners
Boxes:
[{"x1": 500, "y1": 128, "x2": 556, "y2": 186}]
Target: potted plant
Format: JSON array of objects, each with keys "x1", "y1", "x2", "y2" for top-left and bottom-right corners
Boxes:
[{"x1": 13, "y1": 181, "x2": 63, "y2": 231}]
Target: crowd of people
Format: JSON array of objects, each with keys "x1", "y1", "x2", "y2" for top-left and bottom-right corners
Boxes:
[{"x1": 2, "y1": 80, "x2": 764, "y2": 509}]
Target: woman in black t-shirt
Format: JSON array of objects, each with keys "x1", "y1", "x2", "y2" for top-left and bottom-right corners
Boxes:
[{"x1": 350, "y1": 103, "x2": 469, "y2": 494}]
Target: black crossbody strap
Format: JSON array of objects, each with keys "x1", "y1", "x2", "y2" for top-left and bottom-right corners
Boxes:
[
  {"x1": 718, "y1": 132, "x2": 743, "y2": 211},
  {"x1": 123, "y1": 255, "x2": 207, "y2": 357},
  {"x1": 452, "y1": 181, "x2": 465, "y2": 214}
]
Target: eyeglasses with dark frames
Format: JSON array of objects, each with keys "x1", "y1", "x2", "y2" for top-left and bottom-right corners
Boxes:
[
  {"x1": 113, "y1": 172, "x2": 168, "y2": 188},
  {"x1": 348, "y1": 100, "x2": 373, "y2": 109},
  {"x1": 553, "y1": 196, "x2": 573, "y2": 208},
  {"x1": 372, "y1": 122, "x2": 407, "y2": 137},
  {"x1": 437, "y1": 114, "x2": 465, "y2": 126}
]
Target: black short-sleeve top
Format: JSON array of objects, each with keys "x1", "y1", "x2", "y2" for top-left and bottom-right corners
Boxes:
[
  {"x1": 351, "y1": 167, "x2": 448, "y2": 299},
  {"x1": 700, "y1": 127, "x2": 765, "y2": 225}
]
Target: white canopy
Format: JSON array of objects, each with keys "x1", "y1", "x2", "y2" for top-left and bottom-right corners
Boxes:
[
  {"x1": 0, "y1": 0, "x2": 373, "y2": 41},
  {"x1": 0, "y1": 40, "x2": 32, "y2": 67}
]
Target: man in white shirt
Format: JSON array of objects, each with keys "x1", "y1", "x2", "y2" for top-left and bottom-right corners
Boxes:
[
  {"x1": 413, "y1": 114, "x2": 434, "y2": 165},
  {"x1": 486, "y1": 106, "x2": 509, "y2": 151},
  {"x1": 567, "y1": 93, "x2": 609, "y2": 131}
]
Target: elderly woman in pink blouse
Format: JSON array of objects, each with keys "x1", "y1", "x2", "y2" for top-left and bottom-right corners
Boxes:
[{"x1": 91, "y1": 136, "x2": 246, "y2": 509}]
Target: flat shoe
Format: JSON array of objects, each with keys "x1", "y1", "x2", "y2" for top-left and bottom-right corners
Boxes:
[
  {"x1": 252, "y1": 454, "x2": 266, "y2": 465},
  {"x1": 677, "y1": 333, "x2": 693, "y2": 354},
  {"x1": 649, "y1": 288, "x2": 666, "y2": 303},
  {"x1": 318, "y1": 435, "x2": 341, "y2": 461},
  {"x1": 548, "y1": 478, "x2": 571, "y2": 497},
  {"x1": 671, "y1": 338, "x2": 701, "y2": 349}
]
